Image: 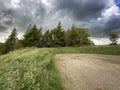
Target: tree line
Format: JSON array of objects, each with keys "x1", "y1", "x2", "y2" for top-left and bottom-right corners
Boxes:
[{"x1": 0, "y1": 22, "x2": 94, "y2": 54}]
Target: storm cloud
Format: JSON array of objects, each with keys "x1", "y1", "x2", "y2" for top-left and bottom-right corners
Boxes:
[
  {"x1": 52, "y1": 0, "x2": 107, "y2": 20},
  {"x1": 0, "y1": 0, "x2": 14, "y2": 31},
  {"x1": 0, "y1": 0, "x2": 120, "y2": 44}
]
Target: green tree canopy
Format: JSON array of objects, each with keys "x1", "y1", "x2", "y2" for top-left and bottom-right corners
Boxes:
[
  {"x1": 2, "y1": 28, "x2": 17, "y2": 54},
  {"x1": 65, "y1": 24, "x2": 93, "y2": 46},
  {"x1": 22, "y1": 25, "x2": 40, "y2": 47},
  {"x1": 109, "y1": 32, "x2": 119, "y2": 45},
  {"x1": 50, "y1": 21, "x2": 65, "y2": 47}
]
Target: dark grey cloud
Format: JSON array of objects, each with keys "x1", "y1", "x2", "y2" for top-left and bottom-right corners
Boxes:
[
  {"x1": 13, "y1": 0, "x2": 47, "y2": 32},
  {"x1": 52, "y1": 0, "x2": 107, "y2": 20},
  {"x1": 0, "y1": 0, "x2": 47, "y2": 33},
  {"x1": 104, "y1": 15, "x2": 120, "y2": 32},
  {"x1": 51, "y1": 0, "x2": 120, "y2": 38},
  {"x1": 0, "y1": 0, "x2": 14, "y2": 32},
  {"x1": 88, "y1": 14, "x2": 120, "y2": 38},
  {"x1": 0, "y1": 24, "x2": 8, "y2": 31},
  {"x1": 0, "y1": 0, "x2": 120, "y2": 44},
  {"x1": 4, "y1": 19, "x2": 13, "y2": 26}
]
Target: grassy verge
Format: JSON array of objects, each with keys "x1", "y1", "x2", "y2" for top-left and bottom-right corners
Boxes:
[
  {"x1": 58, "y1": 46, "x2": 120, "y2": 55},
  {"x1": 0, "y1": 48, "x2": 62, "y2": 90}
]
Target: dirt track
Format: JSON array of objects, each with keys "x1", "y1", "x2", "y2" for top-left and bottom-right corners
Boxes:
[{"x1": 55, "y1": 54, "x2": 120, "y2": 90}]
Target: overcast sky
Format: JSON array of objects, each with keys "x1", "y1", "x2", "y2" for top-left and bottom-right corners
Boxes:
[{"x1": 0, "y1": 0, "x2": 120, "y2": 45}]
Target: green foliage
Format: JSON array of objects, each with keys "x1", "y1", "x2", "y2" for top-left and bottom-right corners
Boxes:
[
  {"x1": 41, "y1": 30, "x2": 51, "y2": 47},
  {"x1": 22, "y1": 25, "x2": 40, "y2": 47},
  {"x1": 65, "y1": 29, "x2": 71, "y2": 46},
  {"x1": 15, "y1": 40, "x2": 23, "y2": 49},
  {"x1": 58, "y1": 46, "x2": 120, "y2": 55},
  {"x1": 78, "y1": 28, "x2": 92, "y2": 45},
  {"x1": 0, "y1": 48, "x2": 62, "y2": 90},
  {"x1": 68, "y1": 24, "x2": 80, "y2": 46},
  {"x1": 50, "y1": 22, "x2": 65, "y2": 47},
  {"x1": 0, "y1": 43, "x2": 3, "y2": 55},
  {"x1": 21, "y1": 22, "x2": 93, "y2": 48},
  {"x1": 0, "y1": 22, "x2": 94, "y2": 55},
  {"x1": 65, "y1": 24, "x2": 92, "y2": 46},
  {"x1": 37, "y1": 27, "x2": 43, "y2": 47},
  {"x1": 109, "y1": 32, "x2": 119, "y2": 45},
  {"x1": 0, "y1": 43, "x2": 2, "y2": 46},
  {"x1": 0, "y1": 43, "x2": 3, "y2": 49},
  {"x1": 1, "y1": 28, "x2": 17, "y2": 54}
]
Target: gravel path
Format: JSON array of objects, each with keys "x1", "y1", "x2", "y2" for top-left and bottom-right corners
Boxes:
[{"x1": 55, "y1": 54, "x2": 120, "y2": 90}]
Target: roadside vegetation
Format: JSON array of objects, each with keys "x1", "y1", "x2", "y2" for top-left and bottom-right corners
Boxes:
[
  {"x1": 0, "y1": 48, "x2": 62, "y2": 90},
  {"x1": 58, "y1": 45, "x2": 120, "y2": 55}
]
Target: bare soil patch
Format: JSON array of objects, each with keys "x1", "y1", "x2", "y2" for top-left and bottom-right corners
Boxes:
[{"x1": 55, "y1": 54, "x2": 120, "y2": 90}]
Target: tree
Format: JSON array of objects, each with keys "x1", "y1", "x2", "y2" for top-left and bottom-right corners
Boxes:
[
  {"x1": 15, "y1": 40, "x2": 23, "y2": 49},
  {"x1": 37, "y1": 27, "x2": 43, "y2": 47},
  {"x1": 65, "y1": 29, "x2": 71, "y2": 46},
  {"x1": 51, "y1": 21, "x2": 65, "y2": 47},
  {"x1": 77, "y1": 28, "x2": 91, "y2": 45},
  {"x1": 41, "y1": 30, "x2": 51, "y2": 47},
  {"x1": 65, "y1": 24, "x2": 93, "y2": 47},
  {"x1": 2, "y1": 28, "x2": 17, "y2": 54},
  {"x1": 109, "y1": 32, "x2": 119, "y2": 45},
  {"x1": 22, "y1": 25, "x2": 40, "y2": 47},
  {"x1": 0, "y1": 42, "x2": 3, "y2": 47},
  {"x1": 0, "y1": 43, "x2": 3, "y2": 54},
  {"x1": 25, "y1": 24, "x2": 32, "y2": 34},
  {"x1": 70, "y1": 24, "x2": 80, "y2": 46}
]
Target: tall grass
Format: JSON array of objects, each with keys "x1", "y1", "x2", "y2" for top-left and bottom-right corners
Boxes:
[
  {"x1": 58, "y1": 45, "x2": 120, "y2": 55},
  {"x1": 0, "y1": 48, "x2": 62, "y2": 90}
]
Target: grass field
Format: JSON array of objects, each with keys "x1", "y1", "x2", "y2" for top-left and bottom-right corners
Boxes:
[
  {"x1": 0, "y1": 46, "x2": 120, "y2": 90},
  {"x1": 58, "y1": 45, "x2": 120, "y2": 55}
]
